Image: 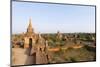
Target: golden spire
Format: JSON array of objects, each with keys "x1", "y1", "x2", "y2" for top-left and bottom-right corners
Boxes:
[
  {"x1": 28, "y1": 18, "x2": 32, "y2": 28},
  {"x1": 27, "y1": 18, "x2": 34, "y2": 33}
]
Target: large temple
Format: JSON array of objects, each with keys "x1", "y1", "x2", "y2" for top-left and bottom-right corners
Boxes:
[
  {"x1": 23, "y1": 18, "x2": 37, "y2": 48},
  {"x1": 23, "y1": 18, "x2": 49, "y2": 64}
]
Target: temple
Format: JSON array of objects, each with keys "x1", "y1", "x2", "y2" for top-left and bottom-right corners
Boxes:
[{"x1": 23, "y1": 18, "x2": 49, "y2": 64}]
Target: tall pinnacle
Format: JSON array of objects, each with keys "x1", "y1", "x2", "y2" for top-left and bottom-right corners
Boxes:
[
  {"x1": 27, "y1": 18, "x2": 34, "y2": 33},
  {"x1": 28, "y1": 18, "x2": 32, "y2": 28}
]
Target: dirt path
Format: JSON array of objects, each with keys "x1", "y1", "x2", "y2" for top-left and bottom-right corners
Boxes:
[{"x1": 12, "y1": 48, "x2": 34, "y2": 66}]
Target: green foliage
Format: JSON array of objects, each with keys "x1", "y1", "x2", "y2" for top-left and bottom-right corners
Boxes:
[{"x1": 83, "y1": 45, "x2": 96, "y2": 52}]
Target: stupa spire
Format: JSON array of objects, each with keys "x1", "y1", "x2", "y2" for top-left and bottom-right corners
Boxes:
[
  {"x1": 28, "y1": 18, "x2": 32, "y2": 28},
  {"x1": 27, "y1": 18, "x2": 34, "y2": 33}
]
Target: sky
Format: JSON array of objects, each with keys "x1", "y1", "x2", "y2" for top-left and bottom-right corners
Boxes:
[{"x1": 12, "y1": 1, "x2": 95, "y2": 34}]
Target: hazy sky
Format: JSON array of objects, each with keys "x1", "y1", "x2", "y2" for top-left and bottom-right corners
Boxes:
[{"x1": 12, "y1": 1, "x2": 95, "y2": 34}]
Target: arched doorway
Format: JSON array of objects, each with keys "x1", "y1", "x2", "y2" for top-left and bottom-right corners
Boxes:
[
  {"x1": 29, "y1": 38, "x2": 32, "y2": 56},
  {"x1": 29, "y1": 38, "x2": 32, "y2": 48}
]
